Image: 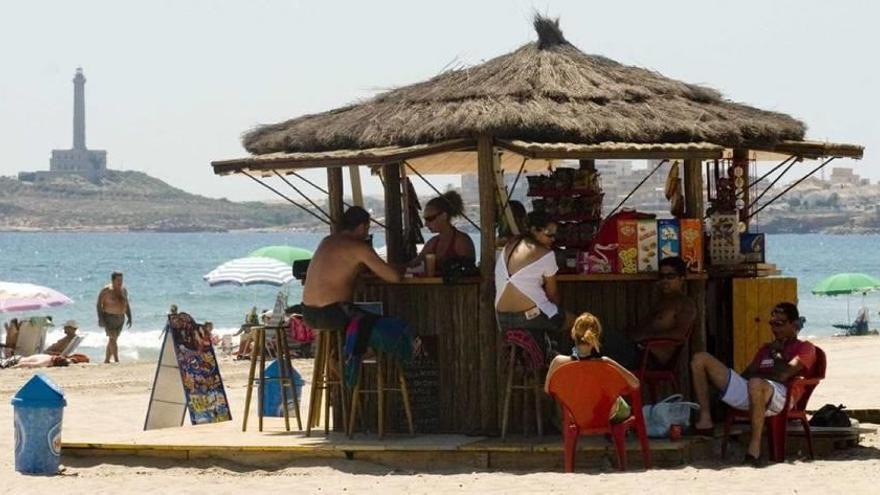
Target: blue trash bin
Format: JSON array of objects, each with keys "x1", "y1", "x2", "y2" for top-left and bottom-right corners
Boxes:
[
  {"x1": 262, "y1": 359, "x2": 304, "y2": 417},
  {"x1": 11, "y1": 374, "x2": 66, "y2": 475}
]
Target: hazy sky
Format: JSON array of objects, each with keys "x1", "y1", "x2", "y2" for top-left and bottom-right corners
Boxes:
[{"x1": 1, "y1": 0, "x2": 876, "y2": 201}]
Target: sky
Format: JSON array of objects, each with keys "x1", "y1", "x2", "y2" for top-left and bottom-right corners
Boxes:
[{"x1": 1, "y1": 0, "x2": 877, "y2": 201}]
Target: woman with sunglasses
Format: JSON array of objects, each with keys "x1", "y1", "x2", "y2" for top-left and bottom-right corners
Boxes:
[
  {"x1": 495, "y1": 211, "x2": 573, "y2": 357},
  {"x1": 411, "y1": 190, "x2": 475, "y2": 274}
]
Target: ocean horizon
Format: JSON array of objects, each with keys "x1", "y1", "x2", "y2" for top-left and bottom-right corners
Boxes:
[{"x1": 2, "y1": 231, "x2": 879, "y2": 362}]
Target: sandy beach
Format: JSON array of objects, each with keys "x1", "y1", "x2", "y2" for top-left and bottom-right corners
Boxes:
[{"x1": 2, "y1": 335, "x2": 880, "y2": 494}]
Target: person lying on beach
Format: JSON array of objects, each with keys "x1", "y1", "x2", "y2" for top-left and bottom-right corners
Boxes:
[
  {"x1": 301, "y1": 206, "x2": 402, "y2": 332},
  {"x1": 3, "y1": 353, "x2": 72, "y2": 369},
  {"x1": 45, "y1": 319, "x2": 79, "y2": 355},
  {"x1": 690, "y1": 302, "x2": 816, "y2": 466}
]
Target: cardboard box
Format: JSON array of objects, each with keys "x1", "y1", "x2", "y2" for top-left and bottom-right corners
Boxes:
[
  {"x1": 679, "y1": 218, "x2": 704, "y2": 272},
  {"x1": 637, "y1": 219, "x2": 659, "y2": 272},
  {"x1": 739, "y1": 233, "x2": 766, "y2": 264},
  {"x1": 617, "y1": 219, "x2": 638, "y2": 274},
  {"x1": 657, "y1": 219, "x2": 681, "y2": 261}
]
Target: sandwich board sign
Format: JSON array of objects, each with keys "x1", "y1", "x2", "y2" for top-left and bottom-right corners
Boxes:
[{"x1": 144, "y1": 312, "x2": 232, "y2": 430}]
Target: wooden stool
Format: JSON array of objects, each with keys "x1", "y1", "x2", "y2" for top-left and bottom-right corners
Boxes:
[
  {"x1": 347, "y1": 350, "x2": 414, "y2": 439},
  {"x1": 306, "y1": 329, "x2": 348, "y2": 436},
  {"x1": 241, "y1": 325, "x2": 302, "y2": 432},
  {"x1": 500, "y1": 332, "x2": 545, "y2": 441}
]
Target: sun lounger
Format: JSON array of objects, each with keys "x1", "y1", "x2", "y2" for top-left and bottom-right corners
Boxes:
[
  {"x1": 60, "y1": 335, "x2": 84, "y2": 357},
  {"x1": 14, "y1": 320, "x2": 49, "y2": 357}
]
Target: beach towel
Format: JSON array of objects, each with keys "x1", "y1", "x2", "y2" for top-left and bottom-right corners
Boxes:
[
  {"x1": 343, "y1": 315, "x2": 413, "y2": 386},
  {"x1": 288, "y1": 315, "x2": 315, "y2": 344}
]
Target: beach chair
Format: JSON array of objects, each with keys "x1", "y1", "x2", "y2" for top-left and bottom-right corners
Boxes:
[
  {"x1": 632, "y1": 323, "x2": 695, "y2": 403},
  {"x1": 13, "y1": 320, "x2": 49, "y2": 357},
  {"x1": 721, "y1": 346, "x2": 826, "y2": 462},
  {"x1": 547, "y1": 360, "x2": 652, "y2": 472},
  {"x1": 60, "y1": 335, "x2": 84, "y2": 357}
]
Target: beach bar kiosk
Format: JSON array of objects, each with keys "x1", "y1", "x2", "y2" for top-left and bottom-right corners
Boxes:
[{"x1": 212, "y1": 17, "x2": 863, "y2": 435}]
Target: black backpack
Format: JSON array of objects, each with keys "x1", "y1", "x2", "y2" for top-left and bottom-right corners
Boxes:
[{"x1": 809, "y1": 404, "x2": 851, "y2": 427}]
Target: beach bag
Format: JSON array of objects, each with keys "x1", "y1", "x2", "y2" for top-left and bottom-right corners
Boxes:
[
  {"x1": 642, "y1": 394, "x2": 699, "y2": 438},
  {"x1": 289, "y1": 315, "x2": 315, "y2": 343},
  {"x1": 809, "y1": 404, "x2": 851, "y2": 428}
]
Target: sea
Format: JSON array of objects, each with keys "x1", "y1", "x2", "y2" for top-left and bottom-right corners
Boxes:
[{"x1": 2, "y1": 232, "x2": 879, "y2": 362}]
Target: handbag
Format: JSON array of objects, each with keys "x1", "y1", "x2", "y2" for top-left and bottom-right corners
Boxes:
[
  {"x1": 641, "y1": 393, "x2": 700, "y2": 438},
  {"x1": 809, "y1": 404, "x2": 851, "y2": 428}
]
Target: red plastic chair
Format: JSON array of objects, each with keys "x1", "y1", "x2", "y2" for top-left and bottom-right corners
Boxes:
[
  {"x1": 633, "y1": 324, "x2": 694, "y2": 403},
  {"x1": 721, "y1": 346, "x2": 826, "y2": 462},
  {"x1": 546, "y1": 360, "x2": 652, "y2": 472}
]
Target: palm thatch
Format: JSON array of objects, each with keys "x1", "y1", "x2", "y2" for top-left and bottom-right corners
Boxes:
[{"x1": 243, "y1": 16, "x2": 805, "y2": 155}]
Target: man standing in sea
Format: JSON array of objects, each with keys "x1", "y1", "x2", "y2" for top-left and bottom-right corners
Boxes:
[{"x1": 96, "y1": 271, "x2": 132, "y2": 363}]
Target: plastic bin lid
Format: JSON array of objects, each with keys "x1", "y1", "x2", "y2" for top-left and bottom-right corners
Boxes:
[{"x1": 11, "y1": 373, "x2": 67, "y2": 408}]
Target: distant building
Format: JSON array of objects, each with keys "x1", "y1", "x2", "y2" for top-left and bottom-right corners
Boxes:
[
  {"x1": 19, "y1": 68, "x2": 108, "y2": 183},
  {"x1": 829, "y1": 167, "x2": 868, "y2": 187}
]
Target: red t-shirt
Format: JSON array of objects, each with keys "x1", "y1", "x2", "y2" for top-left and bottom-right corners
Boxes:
[{"x1": 751, "y1": 339, "x2": 817, "y2": 379}]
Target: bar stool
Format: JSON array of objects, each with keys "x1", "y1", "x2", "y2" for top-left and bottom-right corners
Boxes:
[
  {"x1": 241, "y1": 324, "x2": 302, "y2": 432},
  {"x1": 500, "y1": 329, "x2": 545, "y2": 440},
  {"x1": 347, "y1": 350, "x2": 414, "y2": 439},
  {"x1": 306, "y1": 329, "x2": 348, "y2": 436}
]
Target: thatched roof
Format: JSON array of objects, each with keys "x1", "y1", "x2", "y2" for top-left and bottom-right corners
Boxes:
[{"x1": 243, "y1": 16, "x2": 806, "y2": 155}]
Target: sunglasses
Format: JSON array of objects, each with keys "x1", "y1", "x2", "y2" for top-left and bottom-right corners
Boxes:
[
  {"x1": 423, "y1": 212, "x2": 442, "y2": 222},
  {"x1": 769, "y1": 319, "x2": 789, "y2": 327},
  {"x1": 658, "y1": 272, "x2": 681, "y2": 280}
]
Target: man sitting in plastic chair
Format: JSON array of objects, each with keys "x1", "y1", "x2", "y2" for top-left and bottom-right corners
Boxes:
[{"x1": 690, "y1": 302, "x2": 816, "y2": 466}]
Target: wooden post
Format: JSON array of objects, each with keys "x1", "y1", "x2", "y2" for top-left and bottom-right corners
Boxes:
[
  {"x1": 682, "y1": 158, "x2": 707, "y2": 398},
  {"x1": 349, "y1": 166, "x2": 364, "y2": 207},
  {"x1": 327, "y1": 167, "x2": 344, "y2": 233},
  {"x1": 733, "y1": 148, "x2": 749, "y2": 226},
  {"x1": 382, "y1": 162, "x2": 404, "y2": 264},
  {"x1": 476, "y1": 134, "x2": 498, "y2": 432}
]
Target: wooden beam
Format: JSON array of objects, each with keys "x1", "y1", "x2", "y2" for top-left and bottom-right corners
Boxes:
[
  {"x1": 476, "y1": 134, "x2": 498, "y2": 432},
  {"x1": 382, "y1": 162, "x2": 404, "y2": 264},
  {"x1": 683, "y1": 159, "x2": 704, "y2": 219},
  {"x1": 327, "y1": 167, "x2": 344, "y2": 233}
]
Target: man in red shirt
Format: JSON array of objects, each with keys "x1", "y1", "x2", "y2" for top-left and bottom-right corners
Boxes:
[{"x1": 690, "y1": 302, "x2": 816, "y2": 465}]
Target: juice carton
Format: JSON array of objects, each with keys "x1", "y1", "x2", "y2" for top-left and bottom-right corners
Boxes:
[
  {"x1": 637, "y1": 219, "x2": 659, "y2": 272},
  {"x1": 657, "y1": 219, "x2": 681, "y2": 261},
  {"x1": 680, "y1": 218, "x2": 704, "y2": 272},
  {"x1": 617, "y1": 219, "x2": 638, "y2": 274}
]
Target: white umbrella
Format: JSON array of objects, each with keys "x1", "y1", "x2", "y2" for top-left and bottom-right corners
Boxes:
[
  {"x1": 0, "y1": 281, "x2": 74, "y2": 313},
  {"x1": 203, "y1": 256, "x2": 294, "y2": 287}
]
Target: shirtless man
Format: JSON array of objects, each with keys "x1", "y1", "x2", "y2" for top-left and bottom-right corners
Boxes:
[
  {"x1": 627, "y1": 256, "x2": 696, "y2": 365},
  {"x1": 96, "y1": 271, "x2": 132, "y2": 363},
  {"x1": 301, "y1": 206, "x2": 401, "y2": 331}
]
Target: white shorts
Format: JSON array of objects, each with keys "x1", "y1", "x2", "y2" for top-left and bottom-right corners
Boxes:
[{"x1": 720, "y1": 370, "x2": 787, "y2": 416}]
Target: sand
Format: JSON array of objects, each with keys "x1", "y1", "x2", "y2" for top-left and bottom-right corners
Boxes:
[{"x1": 2, "y1": 336, "x2": 880, "y2": 494}]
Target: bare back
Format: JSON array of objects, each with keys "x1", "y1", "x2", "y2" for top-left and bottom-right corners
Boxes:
[
  {"x1": 303, "y1": 233, "x2": 400, "y2": 306},
  {"x1": 496, "y1": 238, "x2": 553, "y2": 312}
]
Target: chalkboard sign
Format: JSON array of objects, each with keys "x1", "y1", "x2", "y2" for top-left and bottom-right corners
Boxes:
[{"x1": 397, "y1": 335, "x2": 441, "y2": 432}]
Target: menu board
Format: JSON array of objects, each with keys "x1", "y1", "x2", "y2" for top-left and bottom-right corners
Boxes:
[{"x1": 397, "y1": 335, "x2": 441, "y2": 433}]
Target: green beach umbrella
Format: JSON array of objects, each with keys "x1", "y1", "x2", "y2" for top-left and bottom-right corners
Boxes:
[
  {"x1": 812, "y1": 272, "x2": 880, "y2": 323},
  {"x1": 811, "y1": 273, "x2": 880, "y2": 296},
  {"x1": 248, "y1": 245, "x2": 313, "y2": 266}
]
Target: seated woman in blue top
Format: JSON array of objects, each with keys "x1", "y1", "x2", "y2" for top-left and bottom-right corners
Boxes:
[{"x1": 495, "y1": 211, "x2": 573, "y2": 355}]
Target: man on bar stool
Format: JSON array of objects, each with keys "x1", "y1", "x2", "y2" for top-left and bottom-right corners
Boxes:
[{"x1": 301, "y1": 206, "x2": 402, "y2": 331}]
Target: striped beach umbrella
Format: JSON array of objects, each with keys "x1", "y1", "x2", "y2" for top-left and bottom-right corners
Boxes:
[
  {"x1": 0, "y1": 281, "x2": 73, "y2": 313},
  {"x1": 203, "y1": 256, "x2": 294, "y2": 287}
]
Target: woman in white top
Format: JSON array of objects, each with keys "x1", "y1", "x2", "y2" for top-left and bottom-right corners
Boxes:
[{"x1": 495, "y1": 212, "x2": 572, "y2": 355}]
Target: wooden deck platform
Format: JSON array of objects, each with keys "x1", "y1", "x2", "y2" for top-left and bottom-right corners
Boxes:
[{"x1": 61, "y1": 418, "x2": 703, "y2": 471}]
